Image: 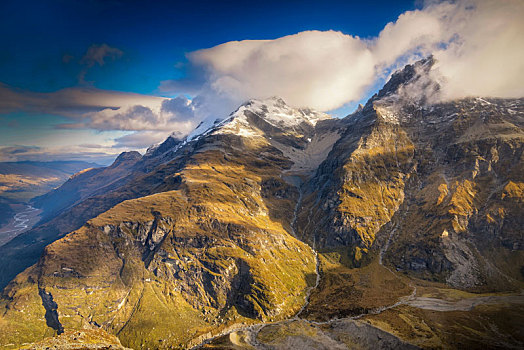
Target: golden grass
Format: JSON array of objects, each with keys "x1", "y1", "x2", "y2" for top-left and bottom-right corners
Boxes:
[
  {"x1": 302, "y1": 252, "x2": 411, "y2": 321},
  {"x1": 0, "y1": 138, "x2": 316, "y2": 349}
]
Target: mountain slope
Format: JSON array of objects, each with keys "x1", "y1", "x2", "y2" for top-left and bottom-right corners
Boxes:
[
  {"x1": 296, "y1": 58, "x2": 524, "y2": 290},
  {"x1": 0, "y1": 61, "x2": 522, "y2": 349},
  {"x1": 32, "y1": 151, "x2": 142, "y2": 221},
  {"x1": 0, "y1": 198, "x2": 15, "y2": 227},
  {"x1": 200, "y1": 59, "x2": 524, "y2": 350},
  {"x1": 0, "y1": 98, "x2": 339, "y2": 348}
]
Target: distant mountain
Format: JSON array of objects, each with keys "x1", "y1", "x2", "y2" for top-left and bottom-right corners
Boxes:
[
  {"x1": 0, "y1": 160, "x2": 102, "y2": 230},
  {"x1": 0, "y1": 160, "x2": 101, "y2": 203},
  {"x1": 32, "y1": 152, "x2": 141, "y2": 222},
  {"x1": 0, "y1": 59, "x2": 522, "y2": 349}
]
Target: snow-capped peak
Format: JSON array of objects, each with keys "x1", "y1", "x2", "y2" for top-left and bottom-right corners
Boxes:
[
  {"x1": 239, "y1": 97, "x2": 330, "y2": 128},
  {"x1": 212, "y1": 97, "x2": 330, "y2": 138},
  {"x1": 184, "y1": 97, "x2": 330, "y2": 143},
  {"x1": 145, "y1": 143, "x2": 160, "y2": 156}
]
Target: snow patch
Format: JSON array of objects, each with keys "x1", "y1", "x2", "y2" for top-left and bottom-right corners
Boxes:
[
  {"x1": 212, "y1": 97, "x2": 330, "y2": 138},
  {"x1": 375, "y1": 106, "x2": 399, "y2": 124},
  {"x1": 272, "y1": 131, "x2": 341, "y2": 174},
  {"x1": 475, "y1": 97, "x2": 492, "y2": 105}
]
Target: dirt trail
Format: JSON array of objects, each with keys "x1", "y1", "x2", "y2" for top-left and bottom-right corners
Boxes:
[{"x1": 406, "y1": 294, "x2": 524, "y2": 311}]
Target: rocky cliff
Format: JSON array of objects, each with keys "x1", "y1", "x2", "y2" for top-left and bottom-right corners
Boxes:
[{"x1": 297, "y1": 58, "x2": 524, "y2": 291}]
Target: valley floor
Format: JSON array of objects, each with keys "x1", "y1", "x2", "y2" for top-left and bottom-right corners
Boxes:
[
  {"x1": 196, "y1": 254, "x2": 524, "y2": 349},
  {"x1": 0, "y1": 205, "x2": 41, "y2": 247}
]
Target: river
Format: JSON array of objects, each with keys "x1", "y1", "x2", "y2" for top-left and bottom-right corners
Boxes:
[{"x1": 0, "y1": 205, "x2": 42, "y2": 247}]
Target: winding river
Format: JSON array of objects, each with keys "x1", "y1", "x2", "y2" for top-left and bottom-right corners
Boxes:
[{"x1": 0, "y1": 205, "x2": 41, "y2": 247}]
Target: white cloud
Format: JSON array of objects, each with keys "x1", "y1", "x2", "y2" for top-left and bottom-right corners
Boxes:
[
  {"x1": 371, "y1": 0, "x2": 524, "y2": 100},
  {"x1": 189, "y1": 31, "x2": 375, "y2": 111},
  {"x1": 88, "y1": 105, "x2": 159, "y2": 131},
  {"x1": 0, "y1": 84, "x2": 198, "y2": 134},
  {"x1": 430, "y1": 0, "x2": 524, "y2": 99},
  {"x1": 166, "y1": 0, "x2": 524, "y2": 112},
  {"x1": 84, "y1": 96, "x2": 197, "y2": 133},
  {"x1": 161, "y1": 96, "x2": 195, "y2": 122},
  {"x1": 112, "y1": 131, "x2": 173, "y2": 149}
]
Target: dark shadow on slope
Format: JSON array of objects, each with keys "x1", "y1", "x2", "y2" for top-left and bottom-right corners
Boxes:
[{"x1": 38, "y1": 288, "x2": 64, "y2": 335}]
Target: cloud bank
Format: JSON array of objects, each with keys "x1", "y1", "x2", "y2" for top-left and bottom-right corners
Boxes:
[
  {"x1": 164, "y1": 0, "x2": 523, "y2": 112},
  {"x1": 84, "y1": 96, "x2": 196, "y2": 132},
  {"x1": 0, "y1": 84, "x2": 197, "y2": 133},
  {"x1": 0, "y1": 144, "x2": 119, "y2": 164},
  {"x1": 429, "y1": 0, "x2": 524, "y2": 99}
]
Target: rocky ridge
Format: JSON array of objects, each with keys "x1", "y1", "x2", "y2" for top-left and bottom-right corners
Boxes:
[
  {"x1": 297, "y1": 58, "x2": 524, "y2": 290},
  {"x1": 0, "y1": 97, "x2": 339, "y2": 348}
]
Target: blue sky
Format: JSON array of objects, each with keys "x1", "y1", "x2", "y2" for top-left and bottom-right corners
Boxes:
[
  {"x1": 1, "y1": 0, "x2": 522, "y2": 164},
  {"x1": 0, "y1": 0, "x2": 415, "y2": 94},
  {"x1": 0, "y1": 0, "x2": 416, "y2": 163}
]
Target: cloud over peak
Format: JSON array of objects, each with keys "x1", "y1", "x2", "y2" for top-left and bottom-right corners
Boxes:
[
  {"x1": 429, "y1": 0, "x2": 524, "y2": 99},
  {"x1": 189, "y1": 30, "x2": 375, "y2": 111},
  {"x1": 166, "y1": 0, "x2": 524, "y2": 112}
]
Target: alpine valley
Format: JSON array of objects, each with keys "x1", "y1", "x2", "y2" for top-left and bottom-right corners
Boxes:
[{"x1": 1, "y1": 58, "x2": 523, "y2": 349}]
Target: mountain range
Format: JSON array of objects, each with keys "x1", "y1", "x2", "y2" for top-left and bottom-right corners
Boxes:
[
  {"x1": 0, "y1": 160, "x2": 101, "y2": 229},
  {"x1": 0, "y1": 58, "x2": 522, "y2": 349},
  {"x1": 0, "y1": 161, "x2": 101, "y2": 204}
]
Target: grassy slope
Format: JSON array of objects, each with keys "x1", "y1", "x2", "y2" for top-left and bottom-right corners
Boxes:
[{"x1": 0, "y1": 135, "x2": 316, "y2": 349}]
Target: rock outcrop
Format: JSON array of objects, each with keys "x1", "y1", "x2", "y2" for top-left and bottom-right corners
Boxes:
[{"x1": 297, "y1": 58, "x2": 524, "y2": 290}]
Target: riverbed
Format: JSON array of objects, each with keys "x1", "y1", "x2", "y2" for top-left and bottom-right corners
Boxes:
[{"x1": 0, "y1": 205, "x2": 42, "y2": 247}]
